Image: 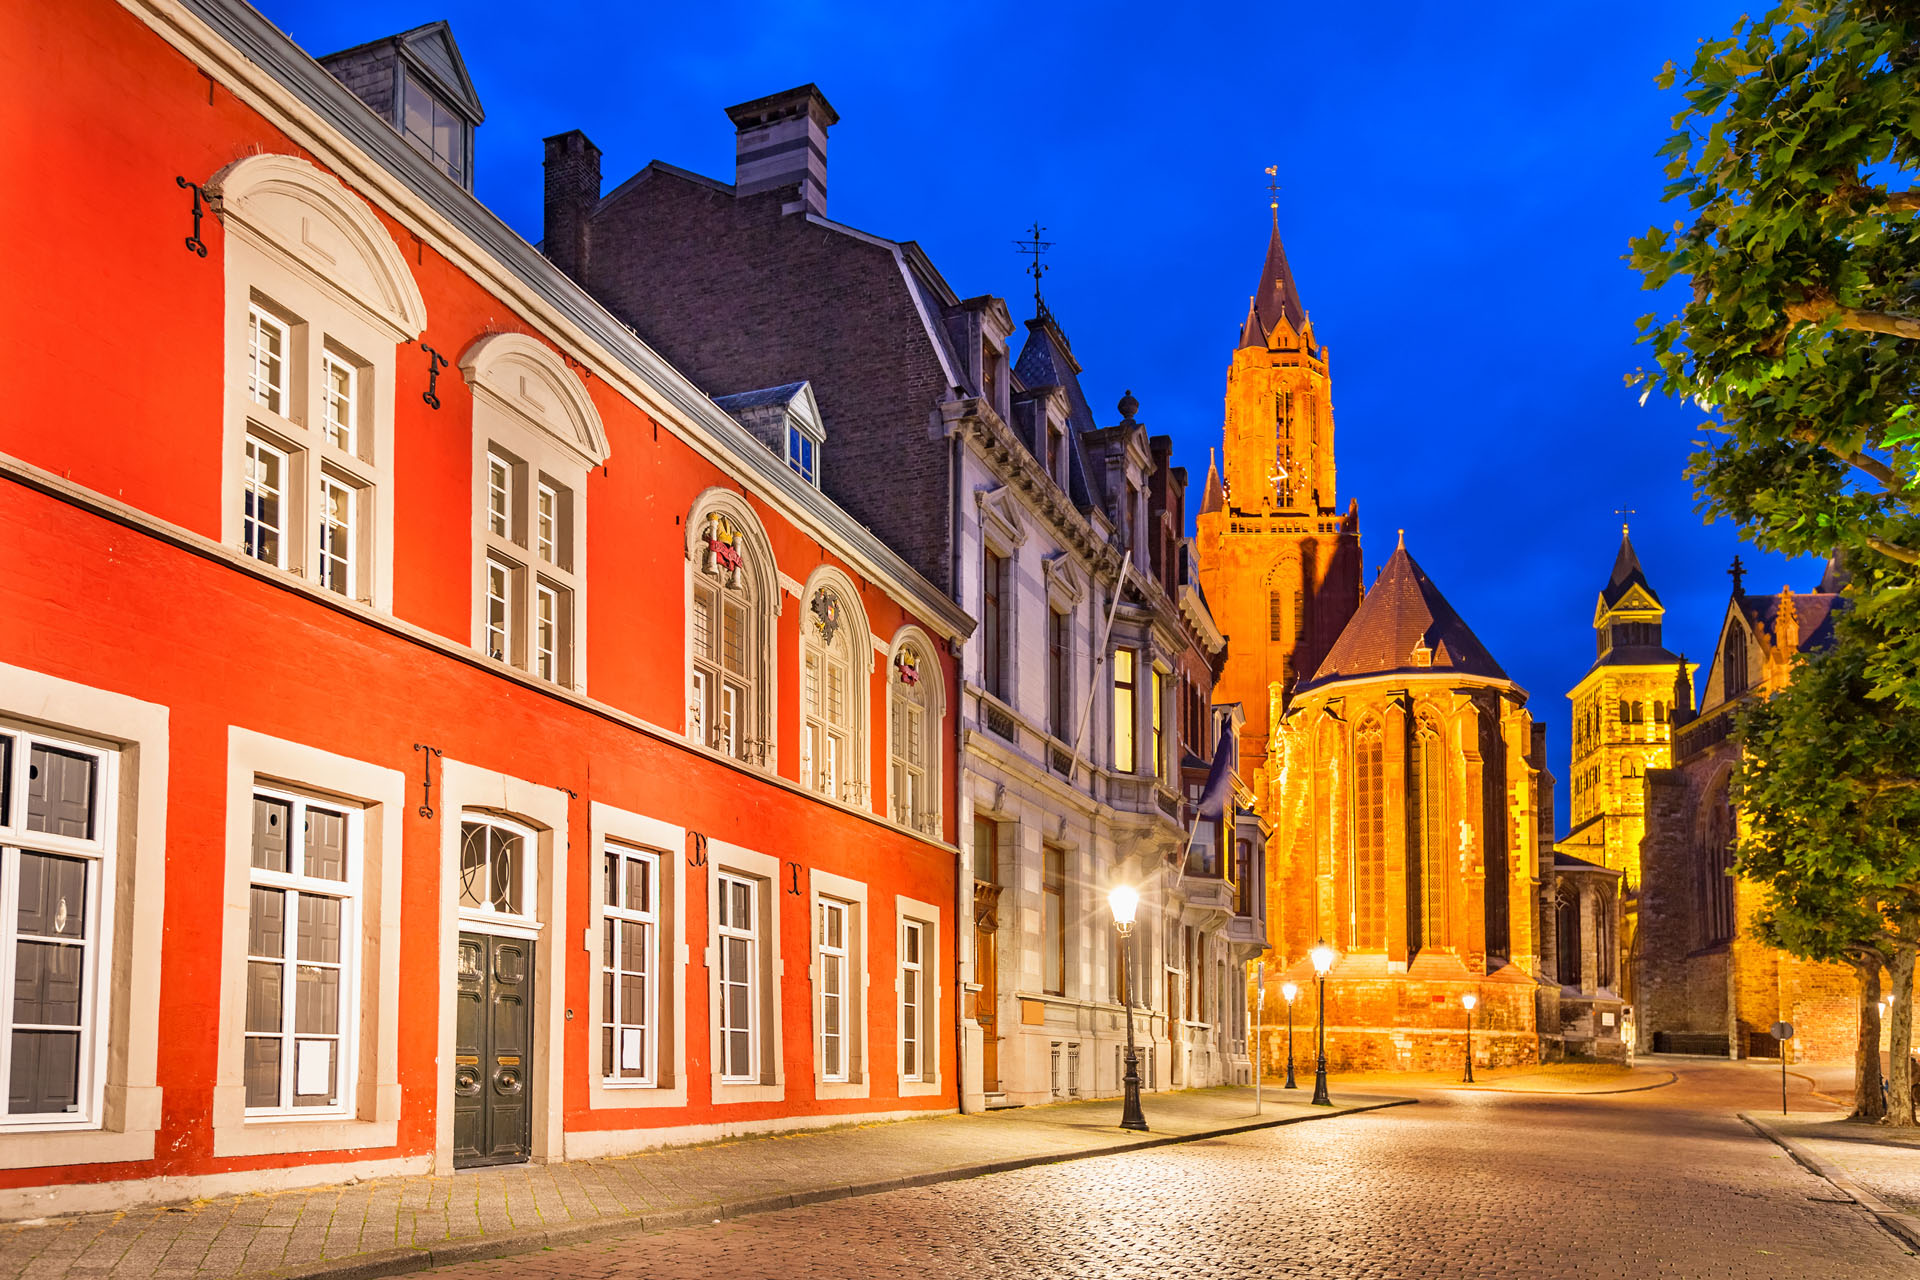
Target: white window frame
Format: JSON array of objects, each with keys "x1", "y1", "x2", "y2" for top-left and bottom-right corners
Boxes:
[
  {"x1": 584, "y1": 805, "x2": 688, "y2": 1121},
  {"x1": 600, "y1": 843, "x2": 658, "y2": 1088},
  {"x1": 818, "y1": 898, "x2": 849, "y2": 1084},
  {"x1": 895, "y1": 897, "x2": 942, "y2": 1097},
  {"x1": 798, "y1": 571, "x2": 872, "y2": 808},
  {"x1": 248, "y1": 305, "x2": 289, "y2": 416},
  {"x1": 243, "y1": 434, "x2": 291, "y2": 570},
  {"x1": 685, "y1": 492, "x2": 781, "y2": 773},
  {"x1": 242, "y1": 786, "x2": 362, "y2": 1119},
  {"x1": 456, "y1": 813, "x2": 540, "y2": 937},
  {"x1": 536, "y1": 481, "x2": 559, "y2": 564},
  {"x1": 786, "y1": 423, "x2": 820, "y2": 487},
  {"x1": 535, "y1": 582, "x2": 560, "y2": 682},
  {"x1": 0, "y1": 727, "x2": 118, "y2": 1132},
  {"x1": 321, "y1": 351, "x2": 356, "y2": 453},
  {"x1": 716, "y1": 872, "x2": 758, "y2": 1085},
  {"x1": 484, "y1": 555, "x2": 515, "y2": 664},
  {"x1": 886, "y1": 631, "x2": 945, "y2": 839},
  {"x1": 1113, "y1": 647, "x2": 1138, "y2": 774},
  {"x1": 316, "y1": 472, "x2": 356, "y2": 598},
  {"x1": 707, "y1": 841, "x2": 782, "y2": 1103},
  {"x1": 900, "y1": 920, "x2": 925, "y2": 1083}
]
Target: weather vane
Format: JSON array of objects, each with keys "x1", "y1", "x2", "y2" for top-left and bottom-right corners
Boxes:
[
  {"x1": 1013, "y1": 222, "x2": 1053, "y2": 318},
  {"x1": 1265, "y1": 165, "x2": 1281, "y2": 227}
]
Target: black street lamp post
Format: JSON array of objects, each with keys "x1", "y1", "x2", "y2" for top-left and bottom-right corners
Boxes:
[
  {"x1": 1462, "y1": 991, "x2": 1479, "y2": 1084},
  {"x1": 1281, "y1": 980, "x2": 1299, "y2": 1089},
  {"x1": 1309, "y1": 941, "x2": 1336, "y2": 1107},
  {"x1": 1110, "y1": 886, "x2": 1148, "y2": 1132}
]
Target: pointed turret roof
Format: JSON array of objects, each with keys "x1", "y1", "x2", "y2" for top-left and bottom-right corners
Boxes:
[
  {"x1": 1601, "y1": 526, "x2": 1659, "y2": 609},
  {"x1": 1238, "y1": 218, "x2": 1308, "y2": 348},
  {"x1": 1302, "y1": 539, "x2": 1508, "y2": 688},
  {"x1": 1200, "y1": 449, "x2": 1224, "y2": 515}
]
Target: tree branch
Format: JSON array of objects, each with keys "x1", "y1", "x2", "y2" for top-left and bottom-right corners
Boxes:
[
  {"x1": 1793, "y1": 427, "x2": 1907, "y2": 496},
  {"x1": 1867, "y1": 536, "x2": 1920, "y2": 566},
  {"x1": 1786, "y1": 296, "x2": 1920, "y2": 340},
  {"x1": 1886, "y1": 190, "x2": 1920, "y2": 213}
]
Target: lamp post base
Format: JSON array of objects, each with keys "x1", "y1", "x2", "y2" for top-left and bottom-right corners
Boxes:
[
  {"x1": 1120, "y1": 1050, "x2": 1148, "y2": 1131},
  {"x1": 1310, "y1": 1055, "x2": 1331, "y2": 1107}
]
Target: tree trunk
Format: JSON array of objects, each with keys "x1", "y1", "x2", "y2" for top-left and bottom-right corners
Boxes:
[
  {"x1": 1852, "y1": 955, "x2": 1887, "y2": 1122},
  {"x1": 1887, "y1": 939, "x2": 1916, "y2": 1128}
]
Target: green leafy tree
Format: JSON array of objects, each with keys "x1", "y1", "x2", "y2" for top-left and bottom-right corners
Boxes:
[
  {"x1": 1630, "y1": 1, "x2": 1920, "y2": 706},
  {"x1": 1737, "y1": 617, "x2": 1920, "y2": 1124}
]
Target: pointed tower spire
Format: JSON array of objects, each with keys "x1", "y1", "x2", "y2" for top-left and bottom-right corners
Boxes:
[
  {"x1": 1602, "y1": 525, "x2": 1658, "y2": 608},
  {"x1": 1242, "y1": 219, "x2": 1308, "y2": 346},
  {"x1": 1201, "y1": 448, "x2": 1224, "y2": 515}
]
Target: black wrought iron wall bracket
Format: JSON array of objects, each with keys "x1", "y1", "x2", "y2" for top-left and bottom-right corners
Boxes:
[
  {"x1": 421, "y1": 344, "x2": 449, "y2": 409},
  {"x1": 688, "y1": 832, "x2": 709, "y2": 867},
  {"x1": 412, "y1": 743, "x2": 443, "y2": 817},
  {"x1": 175, "y1": 176, "x2": 210, "y2": 257},
  {"x1": 787, "y1": 862, "x2": 803, "y2": 896}
]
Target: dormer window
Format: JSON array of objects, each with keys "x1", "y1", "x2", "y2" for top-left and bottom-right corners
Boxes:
[
  {"x1": 981, "y1": 340, "x2": 1001, "y2": 410},
  {"x1": 401, "y1": 69, "x2": 466, "y2": 183},
  {"x1": 787, "y1": 422, "x2": 820, "y2": 487}
]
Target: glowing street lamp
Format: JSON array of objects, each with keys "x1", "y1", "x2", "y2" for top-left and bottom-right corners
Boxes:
[
  {"x1": 1108, "y1": 885, "x2": 1147, "y2": 1132},
  {"x1": 1281, "y1": 981, "x2": 1300, "y2": 1090},
  {"x1": 1309, "y1": 940, "x2": 1337, "y2": 1106},
  {"x1": 1461, "y1": 991, "x2": 1480, "y2": 1084}
]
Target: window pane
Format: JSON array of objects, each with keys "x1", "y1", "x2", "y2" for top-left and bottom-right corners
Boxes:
[
  {"x1": 604, "y1": 853, "x2": 621, "y2": 908},
  {"x1": 402, "y1": 72, "x2": 433, "y2": 146},
  {"x1": 244, "y1": 1037, "x2": 281, "y2": 1109},
  {"x1": 318, "y1": 479, "x2": 353, "y2": 597},
  {"x1": 305, "y1": 805, "x2": 348, "y2": 880},
  {"x1": 730, "y1": 881, "x2": 751, "y2": 929},
  {"x1": 16, "y1": 851, "x2": 86, "y2": 938},
  {"x1": 0, "y1": 734, "x2": 12, "y2": 826},
  {"x1": 297, "y1": 894, "x2": 341, "y2": 964},
  {"x1": 252, "y1": 795, "x2": 290, "y2": 872},
  {"x1": 292, "y1": 1038, "x2": 337, "y2": 1106},
  {"x1": 9, "y1": 1030, "x2": 80, "y2": 1115},
  {"x1": 243, "y1": 439, "x2": 284, "y2": 566},
  {"x1": 12, "y1": 941, "x2": 83, "y2": 1025},
  {"x1": 295, "y1": 966, "x2": 339, "y2": 1035},
  {"x1": 626, "y1": 858, "x2": 650, "y2": 914},
  {"x1": 491, "y1": 827, "x2": 522, "y2": 914},
  {"x1": 323, "y1": 356, "x2": 355, "y2": 451},
  {"x1": 26, "y1": 745, "x2": 96, "y2": 840},
  {"x1": 249, "y1": 886, "x2": 286, "y2": 958},
  {"x1": 459, "y1": 823, "x2": 487, "y2": 909},
  {"x1": 246, "y1": 959, "x2": 282, "y2": 1033}
]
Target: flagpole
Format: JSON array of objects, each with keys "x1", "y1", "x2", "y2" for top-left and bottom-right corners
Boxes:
[{"x1": 1068, "y1": 554, "x2": 1131, "y2": 784}]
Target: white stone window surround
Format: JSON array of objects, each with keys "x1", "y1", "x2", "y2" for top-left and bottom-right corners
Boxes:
[
  {"x1": 797, "y1": 566, "x2": 872, "y2": 807},
  {"x1": 432, "y1": 760, "x2": 569, "y2": 1170},
  {"x1": 213, "y1": 729, "x2": 403, "y2": 1157},
  {"x1": 209, "y1": 153, "x2": 425, "y2": 614},
  {"x1": 0, "y1": 663, "x2": 167, "y2": 1173},
  {"x1": 974, "y1": 490, "x2": 1026, "y2": 709},
  {"x1": 885, "y1": 627, "x2": 946, "y2": 838},
  {"x1": 584, "y1": 803, "x2": 688, "y2": 1112},
  {"x1": 705, "y1": 840, "x2": 784, "y2": 1105},
  {"x1": 809, "y1": 869, "x2": 869, "y2": 1100},
  {"x1": 460, "y1": 333, "x2": 606, "y2": 691},
  {"x1": 895, "y1": 896, "x2": 942, "y2": 1097},
  {"x1": 683, "y1": 489, "x2": 782, "y2": 773}
]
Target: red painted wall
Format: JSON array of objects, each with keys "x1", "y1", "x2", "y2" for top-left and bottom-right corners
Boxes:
[{"x1": 0, "y1": 0, "x2": 961, "y2": 1190}]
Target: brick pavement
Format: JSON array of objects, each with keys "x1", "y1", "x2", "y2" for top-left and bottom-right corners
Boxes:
[
  {"x1": 1745, "y1": 1109, "x2": 1920, "y2": 1250},
  {"x1": 423, "y1": 1060, "x2": 1913, "y2": 1280},
  {"x1": 0, "y1": 1087, "x2": 1393, "y2": 1280}
]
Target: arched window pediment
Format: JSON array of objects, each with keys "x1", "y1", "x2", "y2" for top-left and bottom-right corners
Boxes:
[
  {"x1": 459, "y1": 333, "x2": 609, "y2": 469},
  {"x1": 207, "y1": 153, "x2": 427, "y2": 342}
]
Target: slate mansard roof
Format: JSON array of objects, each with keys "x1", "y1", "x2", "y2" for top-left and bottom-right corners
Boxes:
[{"x1": 1302, "y1": 541, "x2": 1509, "y2": 690}]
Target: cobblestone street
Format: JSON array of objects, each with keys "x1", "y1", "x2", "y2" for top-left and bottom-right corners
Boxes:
[{"x1": 426, "y1": 1063, "x2": 1916, "y2": 1280}]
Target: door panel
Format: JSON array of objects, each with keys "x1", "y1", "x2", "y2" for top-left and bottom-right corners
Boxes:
[
  {"x1": 975, "y1": 922, "x2": 999, "y2": 1092},
  {"x1": 453, "y1": 932, "x2": 532, "y2": 1168}
]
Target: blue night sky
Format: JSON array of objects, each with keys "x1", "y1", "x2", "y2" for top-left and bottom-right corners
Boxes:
[{"x1": 265, "y1": 0, "x2": 1818, "y2": 830}]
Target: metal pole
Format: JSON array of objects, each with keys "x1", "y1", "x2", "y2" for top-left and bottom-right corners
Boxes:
[
  {"x1": 1311, "y1": 973, "x2": 1331, "y2": 1106},
  {"x1": 1285, "y1": 999, "x2": 1297, "y2": 1089},
  {"x1": 1781, "y1": 1049, "x2": 1788, "y2": 1117},
  {"x1": 1253, "y1": 960, "x2": 1263, "y2": 1115},
  {"x1": 1118, "y1": 922, "x2": 1147, "y2": 1131},
  {"x1": 1464, "y1": 1008, "x2": 1476, "y2": 1084}
]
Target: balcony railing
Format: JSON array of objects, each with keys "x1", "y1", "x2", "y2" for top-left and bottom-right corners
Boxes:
[{"x1": 984, "y1": 702, "x2": 1018, "y2": 744}]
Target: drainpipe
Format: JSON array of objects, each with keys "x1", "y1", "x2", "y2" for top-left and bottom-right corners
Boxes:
[{"x1": 948, "y1": 405, "x2": 971, "y2": 1114}]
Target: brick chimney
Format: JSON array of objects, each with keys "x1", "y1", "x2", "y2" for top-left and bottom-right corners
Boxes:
[
  {"x1": 723, "y1": 85, "x2": 838, "y2": 217},
  {"x1": 542, "y1": 130, "x2": 601, "y2": 285}
]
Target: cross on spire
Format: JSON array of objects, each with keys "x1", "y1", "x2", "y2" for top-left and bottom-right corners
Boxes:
[
  {"x1": 1729, "y1": 554, "x2": 1746, "y2": 596},
  {"x1": 1013, "y1": 222, "x2": 1053, "y2": 318},
  {"x1": 1615, "y1": 504, "x2": 1636, "y2": 536},
  {"x1": 1265, "y1": 165, "x2": 1281, "y2": 229}
]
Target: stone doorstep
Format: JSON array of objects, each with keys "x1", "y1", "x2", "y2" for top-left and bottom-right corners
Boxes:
[
  {"x1": 1741, "y1": 1113, "x2": 1920, "y2": 1255},
  {"x1": 258, "y1": 1097, "x2": 1415, "y2": 1280}
]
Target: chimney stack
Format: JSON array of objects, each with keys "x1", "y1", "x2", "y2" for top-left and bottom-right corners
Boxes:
[
  {"x1": 723, "y1": 85, "x2": 837, "y2": 218},
  {"x1": 542, "y1": 130, "x2": 601, "y2": 285}
]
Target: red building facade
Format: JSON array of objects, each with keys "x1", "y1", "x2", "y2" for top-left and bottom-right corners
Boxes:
[{"x1": 0, "y1": 0, "x2": 969, "y2": 1215}]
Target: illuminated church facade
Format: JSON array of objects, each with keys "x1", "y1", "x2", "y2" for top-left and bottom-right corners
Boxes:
[{"x1": 1197, "y1": 215, "x2": 1617, "y2": 1069}]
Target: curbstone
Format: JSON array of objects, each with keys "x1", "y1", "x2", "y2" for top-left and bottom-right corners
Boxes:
[{"x1": 1741, "y1": 1113, "x2": 1920, "y2": 1254}]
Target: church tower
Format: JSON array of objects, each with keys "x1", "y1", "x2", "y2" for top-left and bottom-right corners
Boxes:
[
  {"x1": 1563, "y1": 528, "x2": 1695, "y2": 889},
  {"x1": 1195, "y1": 212, "x2": 1362, "y2": 790}
]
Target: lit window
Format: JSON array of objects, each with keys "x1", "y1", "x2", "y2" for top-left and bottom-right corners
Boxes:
[
  {"x1": 243, "y1": 437, "x2": 288, "y2": 568},
  {"x1": 317, "y1": 475, "x2": 355, "y2": 597},
  {"x1": 818, "y1": 898, "x2": 849, "y2": 1083},
  {"x1": 248, "y1": 306, "x2": 288, "y2": 415},
  {"x1": 245, "y1": 789, "x2": 360, "y2": 1115},
  {"x1": 322, "y1": 354, "x2": 356, "y2": 453},
  {"x1": 0, "y1": 729, "x2": 116, "y2": 1126},
  {"x1": 901, "y1": 919, "x2": 925, "y2": 1081},
  {"x1": 716, "y1": 873, "x2": 758, "y2": 1082},
  {"x1": 458, "y1": 815, "x2": 531, "y2": 922},
  {"x1": 1151, "y1": 668, "x2": 1166, "y2": 781},
  {"x1": 1113, "y1": 648, "x2": 1137, "y2": 773},
  {"x1": 786, "y1": 425, "x2": 818, "y2": 486},
  {"x1": 601, "y1": 845, "x2": 657, "y2": 1085}
]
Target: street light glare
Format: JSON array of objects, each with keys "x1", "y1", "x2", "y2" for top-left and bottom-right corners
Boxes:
[
  {"x1": 1281, "y1": 981, "x2": 1299, "y2": 1004},
  {"x1": 1309, "y1": 941, "x2": 1336, "y2": 976},
  {"x1": 1462, "y1": 992, "x2": 1479, "y2": 1010},
  {"x1": 1108, "y1": 884, "x2": 1139, "y2": 925}
]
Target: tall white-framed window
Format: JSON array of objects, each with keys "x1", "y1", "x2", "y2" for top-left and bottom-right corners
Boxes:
[
  {"x1": 243, "y1": 436, "x2": 289, "y2": 569},
  {"x1": 601, "y1": 843, "x2": 657, "y2": 1086},
  {"x1": 0, "y1": 726, "x2": 117, "y2": 1129},
  {"x1": 689, "y1": 497, "x2": 778, "y2": 770},
  {"x1": 317, "y1": 474, "x2": 356, "y2": 597},
  {"x1": 799, "y1": 576, "x2": 870, "y2": 806},
  {"x1": 458, "y1": 814, "x2": 537, "y2": 931},
  {"x1": 900, "y1": 919, "x2": 925, "y2": 1083},
  {"x1": 321, "y1": 352, "x2": 356, "y2": 452},
  {"x1": 461, "y1": 333, "x2": 604, "y2": 691},
  {"x1": 818, "y1": 898, "x2": 849, "y2": 1084},
  {"x1": 1113, "y1": 647, "x2": 1138, "y2": 773},
  {"x1": 248, "y1": 305, "x2": 289, "y2": 415},
  {"x1": 716, "y1": 872, "x2": 758, "y2": 1083},
  {"x1": 244, "y1": 788, "x2": 360, "y2": 1116},
  {"x1": 693, "y1": 577, "x2": 753, "y2": 761}
]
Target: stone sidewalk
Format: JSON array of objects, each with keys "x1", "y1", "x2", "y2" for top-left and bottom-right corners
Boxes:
[
  {"x1": 0, "y1": 1087, "x2": 1407, "y2": 1280},
  {"x1": 1745, "y1": 1110, "x2": 1920, "y2": 1251}
]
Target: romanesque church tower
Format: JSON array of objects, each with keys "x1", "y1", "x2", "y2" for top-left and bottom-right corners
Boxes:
[{"x1": 1194, "y1": 215, "x2": 1362, "y2": 796}]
